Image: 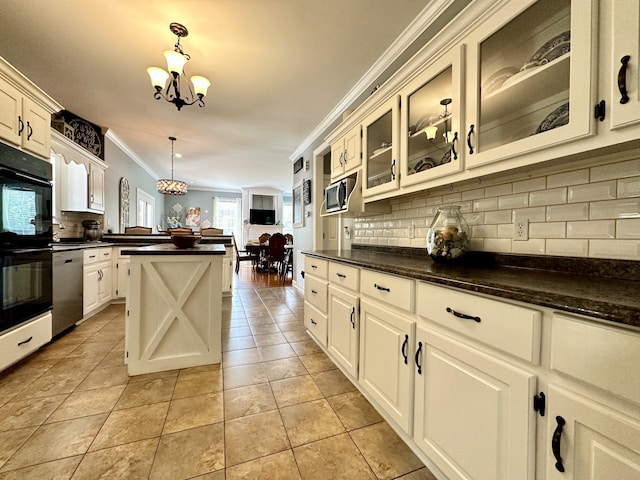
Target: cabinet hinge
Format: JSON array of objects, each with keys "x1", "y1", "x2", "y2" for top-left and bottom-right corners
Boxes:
[
  {"x1": 594, "y1": 100, "x2": 606, "y2": 121},
  {"x1": 533, "y1": 391, "x2": 546, "y2": 417}
]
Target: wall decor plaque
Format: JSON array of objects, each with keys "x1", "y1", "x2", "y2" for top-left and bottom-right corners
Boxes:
[
  {"x1": 52, "y1": 110, "x2": 106, "y2": 159},
  {"x1": 293, "y1": 157, "x2": 303, "y2": 174},
  {"x1": 303, "y1": 179, "x2": 311, "y2": 205}
]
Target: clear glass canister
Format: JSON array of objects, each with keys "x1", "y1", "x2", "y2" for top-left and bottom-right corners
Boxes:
[{"x1": 426, "y1": 206, "x2": 470, "y2": 261}]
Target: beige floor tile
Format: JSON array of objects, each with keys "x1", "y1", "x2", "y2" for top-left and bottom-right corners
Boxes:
[
  {"x1": 163, "y1": 392, "x2": 224, "y2": 434},
  {"x1": 75, "y1": 365, "x2": 130, "y2": 391},
  {"x1": 350, "y1": 422, "x2": 424, "y2": 480},
  {"x1": 293, "y1": 433, "x2": 376, "y2": 480},
  {"x1": 0, "y1": 395, "x2": 67, "y2": 431},
  {"x1": 0, "y1": 456, "x2": 82, "y2": 480},
  {"x1": 114, "y1": 376, "x2": 177, "y2": 410},
  {"x1": 172, "y1": 370, "x2": 222, "y2": 399},
  {"x1": 249, "y1": 324, "x2": 281, "y2": 335},
  {"x1": 258, "y1": 343, "x2": 297, "y2": 362},
  {"x1": 225, "y1": 410, "x2": 290, "y2": 466},
  {"x1": 0, "y1": 427, "x2": 36, "y2": 469},
  {"x1": 223, "y1": 363, "x2": 268, "y2": 390},
  {"x1": 89, "y1": 402, "x2": 168, "y2": 451},
  {"x1": 14, "y1": 369, "x2": 89, "y2": 400},
  {"x1": 282, "y1": 329, "x2": 310, "y2": 343},
  {"x1": 223, "y1": 348, "x2": 262, "y2": 367},
  {"x1": 327, "y1": 391, "x2": 384, "y2": 431},
  {"x1": 66, "y1": 341, "x2": 116, "y2": 358},
  {"x1": 225, "y1": 450, "x2": 301, "y2": 480},
  {"x1": 311, "y1": 369, "x2": 357, "y2": 397},
  {"x1": 276, "y1": 321, "x2": 305, "y2": 332},
  {"x1": 95, "y1": 350, "x2": 126, "y2": 369},
  {"x1": 263, "y1": 357, "x2": 308, "y2": 381},
  {"x1": 247, "y1": 316, "x2": 277, "y2": 327},
  {"x1": 47, "y1": 385, "x2": 126, "y2": 423},
  {"x1": 298, "y1": 352, "x2": 337, "y2": 373},
  {"x1": 224, "y1": 384, "x2": 277, "y2": 420},
  {"x1": 52, "y1": 353, "x2": 106, "y2": 372},
  {"x1": 395, "y1": 467, "x2": 439, "y2": 480},
  {"x1": 71, "y1": 437, "x2": 158, "y2": 480},
  {"x1": 223, "y1": 326, "x2": 253, "y2": 338},
  {"x1": 270, "y1": 375, "x2": 323, "y2": 408},
  {"x1": 280, "y1": 399, "x2": 345, "y2": 447},
  {"x1": 1, "y1": 414, "x2": 107, "y2": 471},
  {"x1": 128, "y1": 369, "x2": 179, "y2": 384},
  {"x1": 150, "y1": 424, "x2": 225, "y2": 479},
  {"x1": 223, "y1": 335, "x2": 256, "y2": 352},
  {"x1": 253, "y1": 332, "x2": 288, "y2": 347},
  {"x1": 290, "y1": 340, "x2": 323, "y2": 356}
]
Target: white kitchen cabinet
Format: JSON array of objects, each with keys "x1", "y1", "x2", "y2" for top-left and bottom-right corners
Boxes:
[
  {"x1": 113, "y1": 248, "x2": 130, "y2": 299},
  {"x1": 399, "y1": 46, "x2": 464, "y2": 188},
  {"x1": 83, "y1": 247, "x2": 112, "y2": 316},
  {"x1": 362, "y1": 96, "x2": 401, "y2": 196},
  {"x1": 330, "y1": 124, "x2": 362, "y2": 180},
  {"x1": 545, "y1": 385, "x2": 640, "y2": 480},
  {"x1": 303, "y1": 256, "x2": 329, "y2": 346},
  {"x1": 359, "y1": 298, "x2": 415, "y2": 434},
  {"x1": 88, "y1": 162, "x2": 105, "y2": 211},
  {"x1": 327, "y1": 284, "x2": 359, "y2": 378},
  {"x1": 414, "y1": 325, "x2": 537, "y2": 480},
  {"x1": 222, "y1": 245, "x2": 232, "y2": 295},
  {"x1": 464, "y1": 0, "x2": 597, "y2": 169}
]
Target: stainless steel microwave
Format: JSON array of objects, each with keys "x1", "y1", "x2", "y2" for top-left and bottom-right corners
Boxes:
[{"x1": 325, "y1": 178, "x2": 355, "y2": 213}]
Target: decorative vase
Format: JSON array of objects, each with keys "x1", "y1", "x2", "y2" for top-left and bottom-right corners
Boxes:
[{"x1": 426, "y1": 205, "x2": 470, "y2": 261}]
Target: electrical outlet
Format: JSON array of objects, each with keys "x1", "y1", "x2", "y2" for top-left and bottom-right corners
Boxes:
[
  {"x1": 408, "y1": 225, "x2": 415, "y2": 239},
  {"x1": 514, "y1": 218, "x2": 529, "y2": 241}
]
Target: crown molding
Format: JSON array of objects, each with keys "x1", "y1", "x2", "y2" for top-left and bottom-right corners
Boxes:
[{"x1": 106, "y1": 130, "x2": 159, "y2": 179}]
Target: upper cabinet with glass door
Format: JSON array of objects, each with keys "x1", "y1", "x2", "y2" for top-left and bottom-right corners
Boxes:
[
  {"x1": 465, "y1": 0, "x2": 597, "y2": 169},
  {"x1": 400, "y1": 47, "x2": 464, "y2": 188},
  {"x1": 362, "y1": 96, "x2": 400, "y2": 197}
]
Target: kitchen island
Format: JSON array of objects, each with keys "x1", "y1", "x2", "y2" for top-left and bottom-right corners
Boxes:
[{"x1": 122, "y1": 244, "x2": 225, "y2": 375}]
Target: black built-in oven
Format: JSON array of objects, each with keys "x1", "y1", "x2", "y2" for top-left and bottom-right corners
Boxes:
[{"x1": 0, "y1": 142, "x2": 53, "y2": 335}]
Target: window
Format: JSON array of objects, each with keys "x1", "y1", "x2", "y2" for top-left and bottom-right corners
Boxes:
[
  {"x1": 281, "y1": 192, "x2": 293, "y2": 235},
  {"x1": 136, "y1": 188, "x2": 155, "y2": 229},
  {"x1": 213, "y1": 196, "x2": 241, "y2": 239}
]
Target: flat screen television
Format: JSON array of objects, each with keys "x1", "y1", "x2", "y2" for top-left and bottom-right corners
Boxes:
[{"x1": 250, "y1": 208, "x2": 276, "y2": 225}]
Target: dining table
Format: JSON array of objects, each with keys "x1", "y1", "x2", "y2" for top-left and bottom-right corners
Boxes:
[{"x1": 245, "y1": 241, "x2": 292, "y2": 273}]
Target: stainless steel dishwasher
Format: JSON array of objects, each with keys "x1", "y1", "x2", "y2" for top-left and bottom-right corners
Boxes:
[{"x1": 52, "y1": 249, "x2": 83, "y2": 336}]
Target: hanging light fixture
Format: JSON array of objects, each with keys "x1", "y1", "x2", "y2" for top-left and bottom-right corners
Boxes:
[
  {"x1": 157, "y1": 137, "x2": 188, "y2": 195},
  {"x1": 147, "y1": 22, "x2": 211, "y2": 111}
]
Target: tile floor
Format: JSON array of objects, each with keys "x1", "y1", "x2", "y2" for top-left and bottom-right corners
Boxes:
[{"x1": 0, "y1": 285, "x2": 436, "y2": 479}]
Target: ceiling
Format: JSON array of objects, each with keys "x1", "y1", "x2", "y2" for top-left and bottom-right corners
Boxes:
[{"x1": 0, "y1": 0, "x2": 436, "y2": 193}]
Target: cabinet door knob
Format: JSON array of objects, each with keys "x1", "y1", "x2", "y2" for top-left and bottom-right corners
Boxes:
[{"x1": 618, "y1": 55, "x2": 631, "y2": 104}]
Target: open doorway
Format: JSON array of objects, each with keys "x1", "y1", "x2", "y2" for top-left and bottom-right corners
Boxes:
[{"x1": 312, "y1": 143, "x2": 339, "y2": 251}]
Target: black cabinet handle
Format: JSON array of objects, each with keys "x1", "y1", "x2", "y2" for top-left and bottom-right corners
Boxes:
[
  {"x1": 311, "y1": 289, "x2": 317, "y2": 294},
  {"x1": 552, "y1": 416, "x2": 566, "y2": 472},
  {"x1": 27, "y1": 121, "x2": 33, "y2": 140},
  {"x1": 374, "y1": 283, "x2": 390, "y2": 292},
  {"x1": 401, "y1": 334, "x2": 408, "y2": 365},
  {"x1": 391, "y1": 158, "x2": 396, "y2": 180},
  {"x1": 446, "y1": 307, "x2": 481, "y2": 323},
  {"x1": 350, "y1": 307, "x2": 356, "y2": 329},
  {"x1": 310, "y1": 319, "x2": 317, "y2": 325},
  {"x1": 18, "y1": 116, "x2": 24, "y2": 136},
  {"x1": 415, "y1": 341, "x2": 423, "y2": 374},
  {"x1": 17, "y1": 336, "x2": 33, "y2": 346},
  {"x1": 311, "y1": 265, "x2": 318, "y2": 269},
  {"x1": 336, "y1": 273, "x2": 346, "y2": 278},
  {"x1": 467, "y1": 124, "x2": 475, "y2": 154},
  {"x1": 451, "y1": 131, "x2": 458, "y2": 160},
  {"x1": 618, "y1": 55, "x2": 631, "y2": 104}
]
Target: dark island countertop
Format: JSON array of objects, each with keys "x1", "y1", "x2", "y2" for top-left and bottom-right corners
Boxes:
[
  {"x1": 122, "y1": 244, "x2": 226, "y2": 256},
  {"x1": 303, "y1": 246, "x2": 640, "y2": 329}
]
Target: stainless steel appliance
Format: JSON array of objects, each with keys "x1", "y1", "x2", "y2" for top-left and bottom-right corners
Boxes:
[
  {"x1": 52, "y1": 249, "x2": 83, "y2": 336},
  {"x1": 0, "y1": 143, "x2": 53, "y2": 335},
  {"x1": 324, "y1": 177, "x2": 355, "y2": 213}
]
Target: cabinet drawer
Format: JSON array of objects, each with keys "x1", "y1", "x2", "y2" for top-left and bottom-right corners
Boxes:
[
  {"x1": 329, "y1": 262, "x2": 359, "y2": 292},
  {"x1": 417, "y1": 282, "x2": 541, "y2": 364},
  {"x1": 304, "y1": 275, "x2": 328, "y2": 313},
  {"x1": 360, "y1": 269, "x2": 414, "y2": 313},
  {"x1": 0, "y1": 312, "x2": 52, "y2": 371},
  {"x1": 304, "y1": 301, "x2": 327, "y2": 347},
  {"x1": 551, "y1": 314, "x2": 640, "y2": 405},
  {"x1": 304, "y1": 256, "x2": 328, "y2": 279}
]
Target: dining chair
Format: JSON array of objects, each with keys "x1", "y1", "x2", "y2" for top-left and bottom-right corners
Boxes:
[
  {"x1": 201, "y1": 227, "x2": 224, "y2": 236},
  {"x1": 284, "y1": 233, "x2": 293, "y2": 244},
  {"x1": 258, "y1": 233, "x2": 272, "y2": 244},
  {"x1": 265, "y1": 232, "x2": 286, "y2": 273},
  {"x1": 232, "y1": 234, "x2": 259, "y2": 273},
  {"x1": 167, "y1": 227, "x2": 194, "y2": 235},
  {"x1": 124, "y1": 226, "x2": 152, "y2": 234},
  {"x1": 279, "y1": 247, "x2": 293, "y2": 284}
]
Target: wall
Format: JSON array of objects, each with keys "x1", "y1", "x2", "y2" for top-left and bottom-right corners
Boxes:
[{"x1": 352, "y1": 152, "x2": 640, "y2": 260}]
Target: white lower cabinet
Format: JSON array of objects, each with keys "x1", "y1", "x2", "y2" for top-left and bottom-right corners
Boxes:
[
  {"x1": 113, "y1": 248, "x2": 130, "y2": 299},
  {"x1": 414, "y1": 325, "x2": 537, "y2": 480},
  {"x1": 222, "y1": 245, "x2": 233, "y2": 295},
  {"x1": 327, "y1": 284, "x2": 359, "y2": 378},
  {"x1": 545, "y1": 384, "x2": 640, "y2": 480},
  {"x1": 359, "y1": 298, "x2": 415, "y2": 434},
  {"x1": 83, "y1": 247, "x2": 112, "y2": 315}
]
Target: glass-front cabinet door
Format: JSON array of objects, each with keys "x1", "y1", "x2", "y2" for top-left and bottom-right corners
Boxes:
[
  {"x1": 465, "y1": 0, "x2": 596, "y2": 169},
  {"x1": 362, "y1": 96, "x2": 400, "y2": 197},
  {"x1": 400, "y1": 47, "x2": 464, "y2": 188}
]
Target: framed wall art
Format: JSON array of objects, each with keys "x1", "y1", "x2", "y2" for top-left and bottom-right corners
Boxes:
[{"x1": 292, "y1": 181, "x2": 304, "y2": 228}]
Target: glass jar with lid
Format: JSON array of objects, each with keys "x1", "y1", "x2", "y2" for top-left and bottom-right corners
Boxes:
[{"x1": 426, "y1": 206, "x2": 470, "y2": 261}]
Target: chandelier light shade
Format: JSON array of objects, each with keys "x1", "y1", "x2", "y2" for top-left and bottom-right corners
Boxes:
[
  {"x1": 157, "y1": 137, "x2": 188, "y2": 195},
  {"x1": 147, "y1": 22, "x2": 210, "y2": 111}
]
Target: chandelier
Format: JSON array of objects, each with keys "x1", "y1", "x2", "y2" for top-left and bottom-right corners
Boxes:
[
  {"x1": 147, "y1": 22, "x2": 211, "y2": 111},
  {"x1": 157, "y1": 137, "x2": 188, "y2": 195}
]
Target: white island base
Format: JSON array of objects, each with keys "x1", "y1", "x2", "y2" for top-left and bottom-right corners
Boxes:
[{"x1": 123, "y1": 244, "x2": 225, "y2": 376}]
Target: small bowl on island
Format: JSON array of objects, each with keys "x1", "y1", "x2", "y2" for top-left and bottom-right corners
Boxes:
[{"x1": 171, "y1": 233, "x2": 201, "y2": 248}]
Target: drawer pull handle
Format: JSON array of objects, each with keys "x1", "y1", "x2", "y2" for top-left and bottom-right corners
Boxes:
[
  {"x1": 401, "y1": 334, "x2": 408, "y2": 365},
  {"x1": 311, "y1": 289, "x2": 317, "y2": 295},
  {"x1": 552, "y1": 416, "x2": 566, "y2": 473},
  {"x1": 374, "y1": 283, "x2": 390, "y2": 292},
  {"x1": 415, "y1": 341, "x2": 423, "y2": 374},
  {"x1": 336, "y1": 273, "x2": 346, "y2": 278},
  {"x1": 446, "y1": 307, "x2": 481, "y2": 323},
  {"x1": 350, "y1": 307, "x2": 356, "y2": 329},
  {"x1": 17, "y1": 336, "x2": 33, "y2": 346},
  {"x1": 310, "y1": 319, "x2": 317, "y2": 325},
  {"x1": 618, "y1": 55, "x2": 631, "y2": 104},
  {"x1": 311, "y1": 265, "x2": 318, "y2": 269}
]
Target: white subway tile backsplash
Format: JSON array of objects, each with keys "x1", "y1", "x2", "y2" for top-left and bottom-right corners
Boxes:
[
  {"x1": 591, "y1": 158, "x2": 640, "y2": 181},
  {"x1": 569, "y1": 181, "x2": 616, "y2": 203},
  {"x1": 513, "y1": 207, "x2": 547, "y2": 222},
  {"x1": 511, "y1": 239, "x2": 545, "y2": 254},
  {"x1": 567, "y1": 220, "x2": 615, "y2": 239},
  {"x1": 483, "y1": 238, "x2": 512, "y2": 253},
  {"x1": 616, "y1": 219, "x2": 640, "y2": 238},
  {"x1": 484, "y1": 210, "x2": 512, "y2": 224},
  {"x1": 590, "y1": 240, "x2": 640, "y2": 259},
  {"x1": 530, "y1": 222, "x2": 565, "y2": 238},
  {"x1": 412, "y1": 197, "x2": 426, "y2": 208},
  {"x1": 442, "y1": 192, "x2": 462, "y2": 203},
  {"x1": 547, "y1": 169, "x2": 590, "y2": 188},
  {"x1": 546, "y1": 203, "x2": 589, "y2": 221},
  {"x1": 513, "y1": 177, "x2": 546, "y2": 193},
  {"x1": 529, "y1": 187, "x2": 567, "y2": 206},
  {"x1": 546, "y1": 239, "x2": 589, "y2": 257},
  {"x1": 485, "y1": 183, "x2": 512, "y2": 197},
  {"x1": 590, "y1": 199, "x2": 640, "y2": 219},
  {"x1": 497, "y1": 224, "x2": 513, "y2": 238},
  {"x1": 426, "y1": 197, "x2": 443, "y2": 206},
  {"x1": 618, "y1": 176, "x2": 640, "y2": 198},
  {"x1": 499, "y1": 193, "x2": 529, "y2": 209},
  {"x1": 462, "y1": 188, "x2": 485, "y2": 200},
  {"x1": 473, "y1": 197, "x2": 498, "y2": 211},
  {"x1": 472, "y1": 224, "x2": 497, "y2": 238}
]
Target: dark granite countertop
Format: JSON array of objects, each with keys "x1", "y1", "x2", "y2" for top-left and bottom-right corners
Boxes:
[
  {"x1": 52, "y1": 241, "x2": 114, "y2": 251},
  {"x1": 302, "y1": 246, "x2": 640, "y2": 329},
  {"x1": 122, "y1": 244, "x2": 226, "y2": 255},
  {"x1": 102, "y1": 234, "x2": 232, "y2": 246}
]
